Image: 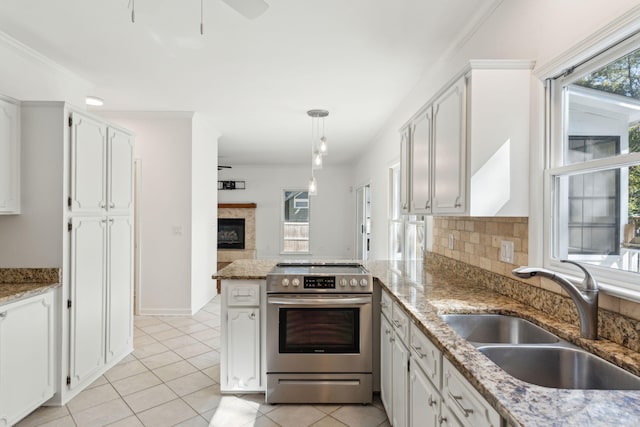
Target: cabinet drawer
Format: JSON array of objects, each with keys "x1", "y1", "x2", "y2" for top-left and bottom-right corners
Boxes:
[
  {"x1": 391, "y1": 302, "x2": 409, "y2": 344},
  {"x1": 442, "y1": 358, "x2": 500, "y2": 427},
  {"x1": 380, "y1": 289, "x2": 392, "y2": 319},
  {"x1": 227, "y1": 283, "x2": 261, "y2": 306},
  {"x1": 410, "y1": 322, "x2": 441, "y2": 389}
]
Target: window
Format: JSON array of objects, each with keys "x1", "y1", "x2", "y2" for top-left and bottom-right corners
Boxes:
[
  {"x1": 283, "y1": 190, "x2": 310, "y2": 253},
  {"x1": 547, "y1": 35, "x2": 640, "y2": 296}
]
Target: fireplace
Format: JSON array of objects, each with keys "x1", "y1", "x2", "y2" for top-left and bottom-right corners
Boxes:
[{"x1": 218, "y1": 218, "x2": 246, "y2": 249}]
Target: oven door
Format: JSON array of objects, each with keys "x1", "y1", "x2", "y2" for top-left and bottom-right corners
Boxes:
[{"x1": 266, "y1": 294, "x2": 372, "y2": 373}]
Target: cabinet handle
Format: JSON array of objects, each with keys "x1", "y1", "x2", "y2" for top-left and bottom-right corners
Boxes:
[
  {"x1": 454, "y1": 203, "x2": 461, "y2": 208},
  {"x1": 0, "y1": 312, "x2": 6, "y2": 318},
  {"x1": 447, "y1": 391, "x2": 474, "y2": 417},
  {"x1": 426, "y1": 201, "x2": 431, "y2": 209},
  {"x1": 100, "y1": 202, "x2": 107, "y2": 208},
  {"x1": 411, "y1": 345, "x2": 426, "y2": 359},
  {"x1": 392, "y1": 319, "x2": 402, "y2": 328},
  {"x1": 438, "y1": 415, "x2": 447, "y2": 425},
  {"x1": 390, "y1": 336, "x2": 395, "y2": 342},
  {"x1": 384, "y1": 328, "x2": 391, "y2": 335},
  {"x1": 110, "y1": 202, "x2": 115, "y2": 208},
  {"x1": 428, "y1": 395, "x2": 437, "y2": 407}
]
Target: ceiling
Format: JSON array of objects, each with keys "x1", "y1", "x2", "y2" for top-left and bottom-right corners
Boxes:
[{"x1": 0, "y1": 0, "x2": 495, "y2": 166}]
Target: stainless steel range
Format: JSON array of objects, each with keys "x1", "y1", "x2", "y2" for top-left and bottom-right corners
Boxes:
[{"x1": 266, "y1": 262, "x2": 373, "y2": 404}]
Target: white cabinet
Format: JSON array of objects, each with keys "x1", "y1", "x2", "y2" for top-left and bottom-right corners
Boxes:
[
  {"x1": 410, "y1": 359, "x2": 440, "y2": 427},
  {"x1": 399, "y1": 128, "x2": 411, "y2": 214},
  {"x1": 442, "y1": 358, "x2": 500, "y2": 427},
  {"x1": 0, "y1": 97, "x2": 20, "y2": 214},
  {"x1": 221, "y1": 280, "x2": 265, "y2": 392},
  {"x1": 0, "y1": 290, "x2": 55, "y2": 426},
  {"x1": 70, "y1": 112, "x2": 134, "y2": 214},
  {"x1": 391, "y1": 328, "x2": 409, "y2": 427},
  {"x1": 0, "y1": 102, "x2": 135, "y2": 405},
  {"x1": 400, "y1": 60, "x2": 533, "y2": 216},
  {"x1": 380, "y1": 314, "x2": 394, "y2": 419}
]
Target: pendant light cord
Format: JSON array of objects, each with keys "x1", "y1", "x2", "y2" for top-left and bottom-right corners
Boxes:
[{"x1": 200, "y1": 0, "x2": 204, "y2": 35}]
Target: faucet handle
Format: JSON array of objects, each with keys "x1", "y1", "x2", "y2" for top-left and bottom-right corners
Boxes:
[{"x1": 560, "y1": 260, "x2": 598, "y2": 291}]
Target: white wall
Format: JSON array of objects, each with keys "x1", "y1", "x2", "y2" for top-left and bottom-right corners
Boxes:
[
  {"x1": 218, "y1": 165, "x2": 355, "y2": 259},
  {"x1": 191, "y1": 113, "x2": 219, "y2": 313},
  {"x1": 100, "y1": 112, "x2": 195, "y2": 315},
  {"x1": 353, "y1": 0, "x2": 640, "y2": 260}
]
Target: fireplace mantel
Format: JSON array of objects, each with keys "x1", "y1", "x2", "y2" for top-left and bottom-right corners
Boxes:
[{"x1": 218, "y1": 203, "x2": 257, "y2": 209}]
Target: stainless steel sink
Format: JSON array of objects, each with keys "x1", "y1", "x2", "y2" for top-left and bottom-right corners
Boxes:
[
  {"x1": 478, "y1": 345, "x2": 640, "y2": 390},
  {"x1": 440, "y1": 314, "x2": 560, "y2": 344}
]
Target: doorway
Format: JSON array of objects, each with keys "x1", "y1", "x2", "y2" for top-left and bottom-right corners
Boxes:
[{"x1": 356, "y1": 184, "x2": 371, "y2": 260}]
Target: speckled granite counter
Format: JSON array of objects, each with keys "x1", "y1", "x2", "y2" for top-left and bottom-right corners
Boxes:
[
  {"x1": 214, "y1": 258, "x2": 640, "y2": 426},
  {"x1": 0, "y1": 268, "x2": 61, "y2": 305}
]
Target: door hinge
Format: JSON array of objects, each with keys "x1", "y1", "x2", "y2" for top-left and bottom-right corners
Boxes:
[
  {"x1": 66, "y1": 376, "x2": 71, "y2": 385},
  {"x1": 68, "y1": 196, "x2": 72, "y2": 208},
  {"x1": 67, "y1": 299, "x2": 72, "y2": 309},
  {"x1": 68, "y1": 115, "x2": 73, "y2": 127},
  {"x1": 407, "y1": 358, "x2": 411, "y2": 372},
  {"x1": 68, "y1": 222, "x2": 72, "y2": 232}
]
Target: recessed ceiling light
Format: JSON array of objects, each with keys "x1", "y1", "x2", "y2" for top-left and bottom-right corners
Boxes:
[{"x1": 85, "y1": 96, "x2": 104, "y2": 107}]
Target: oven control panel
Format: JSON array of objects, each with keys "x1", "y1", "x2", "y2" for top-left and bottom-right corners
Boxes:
[
  {"x1": 267, "y1": 274, "x2": 372, "y2": 293},
  {"x1": 304, "y1": 276, "x2": 335, "y2": 289}
]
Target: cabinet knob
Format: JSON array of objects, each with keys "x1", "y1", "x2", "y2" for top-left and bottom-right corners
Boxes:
[
  {"x1": 428, "y1": 396, "x2": 437, "y2": 406},
  {"x1": 454, "y1": 203, "x2": 461, "y2": 208},
  {"x1": 0, "y1": 312, "x2": 6, "y2": 318},
  {"x1": 100, "y1": 202, "x2": 107, "y2": 208},
  {"x1": 249, "y1": 312, "x2": 256, "y2": 319},
  {"x1": 110, "y1": 202, "x2": 115, "y2": 208},
  {"x1": 438, "y1": 415, "x2": 447, "y2": 425}
]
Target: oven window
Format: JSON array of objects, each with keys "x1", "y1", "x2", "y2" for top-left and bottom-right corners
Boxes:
[{"x1": 279, "y1": 308, "x2": 360, "y2": 353}]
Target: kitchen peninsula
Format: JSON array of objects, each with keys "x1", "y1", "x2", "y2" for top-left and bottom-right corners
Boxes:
[{"x1": 214, "y1": 256, "x2": 640, "y2": 427}]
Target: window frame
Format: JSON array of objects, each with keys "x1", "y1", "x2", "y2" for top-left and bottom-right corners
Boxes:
[
  {"x1": 281, "y1": 189, "x2": 311, "y2": 255},
  {"x1": 544, "y1": 29, "x2": 640, "y2": 300}
]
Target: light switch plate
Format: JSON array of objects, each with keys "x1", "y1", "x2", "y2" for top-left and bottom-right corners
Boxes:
[
  {"x1": 500, "y1": 240, "x2": 514, "y2": 264},
  {"x1": 449, "y1": 234, "x2": 455, "y2": 250}
]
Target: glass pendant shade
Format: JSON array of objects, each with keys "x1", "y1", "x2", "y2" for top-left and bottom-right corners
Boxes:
[
  {"x1": 313, "y1": 151, "x2": 323, "y2": 170},
  {"x1": 308, "y1": 176, "x2": 317, "y2": 195},
  {"x1": 319, "y1": 136, "x2": 328, "y2": 155}
]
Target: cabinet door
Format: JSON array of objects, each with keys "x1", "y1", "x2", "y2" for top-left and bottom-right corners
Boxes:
[
  {"x1": 69, "y1": 216, "x2": 107, "y2": 388},
  {"x1": 410, "y1": 363, "x2": 440, "y2": 427},
  {"x1": 399, "y1": 128, "x2": 411, "y2": 214},
  {"x1": 107, "y1": 127, "x2": 134, "y2": 214},
  {"x1": 380, "y1": 315, "x2": 393, "y2": 419},
  {"x1": 0, "y1": 99, "x2": 19, "y2": 214},
  {"x1": 106, "y1": 217, "x2": 133, "y2": 364},
  {"x1": 0, "y1": 291, "x2": 54, "y2": 426},
  {"x1": 391, "y1": 335, "x2": 409, "y2": 427},
  {"x1": 227, "y1": 307, "x2": 261, "y2": 390},
  {"x1": 432, "y1": 77, "x2": 466, "y2": 214},
  {"x1": 410, "y1": 108, "x2": 433, "y2": 214},
  {"x1": 70, "y1": 112, "x2": 107, "y2": 213}
]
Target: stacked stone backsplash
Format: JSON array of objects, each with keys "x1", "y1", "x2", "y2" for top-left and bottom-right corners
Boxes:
[{"x1": 429, "y1": 216, "x2": 640, "y2": 353}]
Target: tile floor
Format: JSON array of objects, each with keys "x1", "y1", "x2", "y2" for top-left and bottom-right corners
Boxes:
[{"x1": 17, "y1": 295, "x2": 390, "y2": 427}]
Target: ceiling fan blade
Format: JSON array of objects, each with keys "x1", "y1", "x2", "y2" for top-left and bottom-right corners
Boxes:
[{"x1": 220, "y1": 0, "x2": 269, "y2": 19}]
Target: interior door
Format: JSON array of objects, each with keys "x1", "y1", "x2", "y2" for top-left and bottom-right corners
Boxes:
[{"x1": 355, "y1": 185, "x2": 371, "y2": 260}]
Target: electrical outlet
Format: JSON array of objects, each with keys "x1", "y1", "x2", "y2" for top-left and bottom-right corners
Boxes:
[
  {"x1": 500, "y1": 240, "x2": 515, "y2": 264},
  {"x1": 449, "y1": 234, "x2": 455, "y2": 250}
]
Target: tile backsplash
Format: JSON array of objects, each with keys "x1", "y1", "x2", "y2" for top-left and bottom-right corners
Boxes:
[{"x1": 429, "y1": 216, "x2": 640, "y2": 352}]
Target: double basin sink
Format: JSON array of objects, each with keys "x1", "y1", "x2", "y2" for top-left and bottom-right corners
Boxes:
[{"x1": 440, "y1": 314, "x2": 640, "y2": 390}]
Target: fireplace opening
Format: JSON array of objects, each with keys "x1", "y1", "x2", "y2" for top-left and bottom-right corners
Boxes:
[{"x1": 218, "y1": 218, "x2": 246, "y2": 250}]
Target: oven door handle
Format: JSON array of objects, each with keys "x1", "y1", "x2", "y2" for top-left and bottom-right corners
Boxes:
[{"x1": 267, "y1": 296, "x2": 371, "y2": 306}]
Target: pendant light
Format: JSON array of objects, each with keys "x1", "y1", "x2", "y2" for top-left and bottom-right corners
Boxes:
[{"x1": 307, "y1": 109, "x2": 329, "y2": 195}]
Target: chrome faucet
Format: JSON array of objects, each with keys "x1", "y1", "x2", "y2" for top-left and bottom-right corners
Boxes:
[{"x1": 512, "y1": 260, "x2": 599, "y2": 340}]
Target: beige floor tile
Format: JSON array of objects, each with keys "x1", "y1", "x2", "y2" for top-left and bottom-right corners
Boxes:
[
  {"x1": 15, "y1": 405, "x2": 71, "y2": 427},
  {"x1": 117, "y1": 354, "x2": 138, "y2": 364},
  {"x1": 163, "y1": 317, "x2": 201, "y2": 327},
  {"x1": 122, "y1": 384, "x2": 178, "y2": 413},
  {"x1": 67, "y1": 383, "x2": 120, "y2": 414},
  {"x1": 190, "y1": 328, "x2": 220, "y2": 341},
  {"x1": 313, "y1": 404, "x2": 341, "y2": 415},
  {"x1": 267, "y1": 405, "x2": 326, "y2": 427},
  {"x1": 161, "y1": 334, "x2": 200, "y2": 350},
  {"x1": 236, "y1": 393, "x2": 277, "y2": 415},
  {"x1": 166, "y1": 371, "x2": 215, "y2": 396},
  {"x1": 133, "y1": 334, "x2": 157, "y2": 347},
  {"x1": 105, "y1": 415, "x2": 144, "y2": 426},
  {"x1": 111, "y1": 371, "x2": 162, "y2": 396},
  {"x1": 39, "y1": 415, "x2": 77, "y2": 427},
  {"x1": 85, "y1": 375, "x2": 109, "y2": 390},
  {"x1": 149, "y1": 327, "x2": 184, "y2": 341},
  {"x1": 132, "y1": 341, "x2": 170, "y2": 359},
  {"x1": 202, "y1": 397, "x2": 261, "y2": 427},
  {"x1": 192, "y1": 311, "x2": 217, "y2": 322},
  {"x1": 182, "y1": 384, "x2": 223, "y2": 414},
  {"x1": 198, "y1": 336, "x2": 221, "y2": 349},
  {"x1": 136, "y1": 399, "x2": 198, "y2": 427},
  {"x1": 330, "y1": 405, "x2": 387, "y2": 427},
  {"x1": 133, "y1": 316, "x2": 163, "y2": 328},
  {"x1": 139, "y1": 323, "x2": 174, "y2": 335},
  {"x1": 139, "y1": 350, "x2": 183, "y2": 370},
  {"x1": 201, "y1": 364, "x2": 220, "y2": 383},
  {"x1": 173, "y1": 415, "x2": 211, "y2": 427},
  {"x1": 72, "y1": 398, "x2": 133, "y2": 427},
  {"x1": 310, "y1": 417, "x2": 348, "y2": 427},
  {"x1": 243, "y1": 415, "x2": 281, "y2": 427},
  {"x1": 176, "y1": 322, "x2": 211, "y2": 334},
  {"x1": 174, "y1": 342, "x2": 213, "y2": 359},
  {"x1": 187, "y1": 350, "x2": 220, "y2": 370},
  {"x1": 152, "y1": 360, "x2": 198, "y2": 382},
  {"x1": 105, "y1": 360, "x2": 149, "y2": 383}
]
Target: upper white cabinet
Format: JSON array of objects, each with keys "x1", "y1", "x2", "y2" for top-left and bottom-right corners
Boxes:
[
  {"x1": 400, "y1": 60, "x2": 533, "y2": 216},
  {"x1": 70, "y1": 112, "x2": 134, "y2": 214},
  {"x1": 399, "y1": 128, "x2": 411, "y2": 214},
  {"x1": 0, "y1": 98, "x2": 20, "y2": 214}
]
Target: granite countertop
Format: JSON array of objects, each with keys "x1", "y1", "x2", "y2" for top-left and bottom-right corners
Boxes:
[
  {"x1": 215, "y1": 258, "x2": 640, "y2": 426},
  {"x1": 0, "y1": 268, "x2": 61, "y2": 305}
]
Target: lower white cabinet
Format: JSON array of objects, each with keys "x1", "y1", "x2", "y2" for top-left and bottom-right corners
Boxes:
[
  {"x1": 0, "y1": 290, "x2": 55, "y2": 426},
  {"x1": 410, "y1": 360, "x2": 440, "y2": 427},
  {"x1": 221, "y1": 280, "x2": 265, "y2": 392},
  {"x1": 391, "y1": 325, "x2": 409, "y2": 427},
  {"x1": 380, "y1": 314, "x2": 394, "y2": 419}
]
